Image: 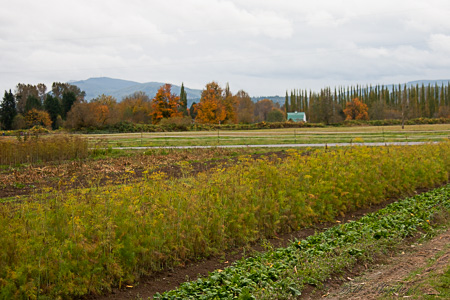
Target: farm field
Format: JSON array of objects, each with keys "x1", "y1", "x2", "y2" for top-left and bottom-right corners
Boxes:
[
  {"x1": 84, "y1": 124, "x2": 450, "y2": 148},
  {"x1": 0, "y1": 147, "x2": 283, "y2": 199},
  {"x1": 0, "y1": 129, "x2": 449, "y2": 299},
  {"x1": 154, "y1": 186, "x2": 450, "y2": 299}
]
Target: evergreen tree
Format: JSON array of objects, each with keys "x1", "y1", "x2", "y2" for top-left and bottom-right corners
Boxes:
[
  {"x1": 179, "y1": 83, "x2": 188, "y2": 116},
  {"x1": 0, "y1": 90, "x2": 17, "y2": 130},
  {"x1": 24, "y1": 94, "x2": 42, "y2": 112},
  {"x1": 62, "y1": 91, "x2": 77, "y2": 120},
  {"x1": 44, "y1": 94, "x2": 62, "y2": 129}
]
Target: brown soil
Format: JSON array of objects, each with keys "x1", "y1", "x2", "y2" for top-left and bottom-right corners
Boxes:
[
  {"x1": 0, "y1": 148, "x2": 290, "y2": 199},
  {"x1": 307, "y1": 228, "x2": 449, "y2": 300},
  {"x1": 84, "y1": 194, "x2": 403, "y2": 300}
]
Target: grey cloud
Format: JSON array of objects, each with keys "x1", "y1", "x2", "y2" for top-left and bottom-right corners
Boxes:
[{"x1": 0, "y1": 0, "x2": 449, "y2": 96}]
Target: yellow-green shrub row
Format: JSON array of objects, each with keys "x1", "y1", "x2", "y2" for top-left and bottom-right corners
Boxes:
[
  {"x1": 0, "y1": 143, "x2": 449, "y2": 298},
  {"x1": 0, "y1": 135, "x2": 89, "y2": 165}
]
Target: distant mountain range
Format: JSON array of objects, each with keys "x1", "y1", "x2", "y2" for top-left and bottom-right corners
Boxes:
[
  {"x1": 69, "y1": 77, "x2": 203, "y2": 106},
  {"x1": 70, "y1": 77, "x2": 288, "y2": 107},
  {"x1": 70, "y1": 77, "x2": 450, "y2": 107},
  {"x1": 251, "y1": 96, "x2": 286, "y2": 106},
  {"x1": 403, "y1": 79, "x2": 450, "y2": 87}
]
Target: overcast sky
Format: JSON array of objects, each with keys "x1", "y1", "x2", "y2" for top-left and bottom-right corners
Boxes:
[{"x1": 1, "y1": 0, "x2": 450, "y2": 97}]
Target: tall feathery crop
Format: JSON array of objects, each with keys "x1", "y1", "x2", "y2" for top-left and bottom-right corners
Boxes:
[
  {"x1": 0, "y1": 142, "x2": 448, "y2": 298},
  {"x1": 0, "y1": 134, "x2": 89, "y2": 165}
]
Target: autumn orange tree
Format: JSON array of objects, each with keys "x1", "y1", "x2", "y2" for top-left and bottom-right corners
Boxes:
[
  {"x1": 343, "y1": 98, "x2": 369, "y2": 120},
  {"x1": 91, "y1": 94, "x2": 119, "y2": 126},
  {"x1": 24, "y1": 108, "x2": 52, "y2": 128},
  {"x1": 195, "y1": 82, "x2": 227, "y2": 124},
  {"x1": 151, "y1": 84, "x2": 181, "y2": 124}
]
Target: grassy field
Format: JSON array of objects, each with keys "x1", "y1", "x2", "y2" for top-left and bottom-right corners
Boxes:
[{"x1": 85, "y1": 124, "x2": 450, "y2": 148}]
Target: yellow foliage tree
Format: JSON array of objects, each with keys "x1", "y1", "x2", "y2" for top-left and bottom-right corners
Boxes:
[
  {"x1": 195, "y1": 82, "x2": 226, "y2": 124},
  {"x1": 117, "y1": 91, "x2": 152, "y2": 124},
  {"x1": 24, "y1": 109, "x2": 52, "y2": 128},
  {"x1": 91, "y1": 94, "x2": 119, "y2": 125}
]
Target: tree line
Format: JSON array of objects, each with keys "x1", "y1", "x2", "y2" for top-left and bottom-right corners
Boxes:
[
  {"x1": 0, "y1": 81, "x2": 286, "y2": 130},
  {"x1": 0, "y1": 82, "x2": 85, "y2": 131},
  {"x1": 1, "y1": 81, "x2": 450, "y2": 131},
  {"x1": 285, "y1": 82, "x2": 450, "y2": 124}
]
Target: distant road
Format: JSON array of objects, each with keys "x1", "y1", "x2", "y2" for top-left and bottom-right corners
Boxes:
[{"x1": 112, "y1": 141, "x2": 439, "y2": 150}]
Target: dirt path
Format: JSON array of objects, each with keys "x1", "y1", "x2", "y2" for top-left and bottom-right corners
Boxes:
[{"x1": 310, "y1": 228, "x2": 449, "y2": 299}]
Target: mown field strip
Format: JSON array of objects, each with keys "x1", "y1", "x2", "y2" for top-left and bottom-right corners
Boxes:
[
  {"x1": 87, "y1": 130, "x2": 450, "y2": 139},
  {"x1": 112, "y1": 141, "x2": 440, "y2": 150},
  {"x1": 85, "y1": 126, "x2": 450, "y2": 148}
]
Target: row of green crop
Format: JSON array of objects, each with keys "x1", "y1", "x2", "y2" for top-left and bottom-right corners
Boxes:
[
  {"x1": 0, "y1": 134, "x2": 89, "y2": 165},
  {"x1": 155, "y1": 185, "x2": 450, "y2": 299},
  {"x1": 0, "y1": 143, "x2": 449, "y2": 298}
]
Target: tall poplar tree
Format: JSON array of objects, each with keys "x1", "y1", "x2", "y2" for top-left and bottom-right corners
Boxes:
[
  {"x1": 284, "y1": 91, "x2": 289, "y2": 115},
  {"x1": 290, "y1": 91, "x2": 296, "y2": 112}
]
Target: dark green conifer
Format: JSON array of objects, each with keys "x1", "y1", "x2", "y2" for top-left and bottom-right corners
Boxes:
[
  {"x1": 24, "y1": 95, "x2": 42, "y2": 112},
  {"x1": 44, "y1": 94, "x2": 62, "y2": 129},
  {"x1": 0, "y1": 90, "x2": 17, "y2": 130},
  {"x1": 179, "y1": 83, "x2": 188, "y2": 116}
]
